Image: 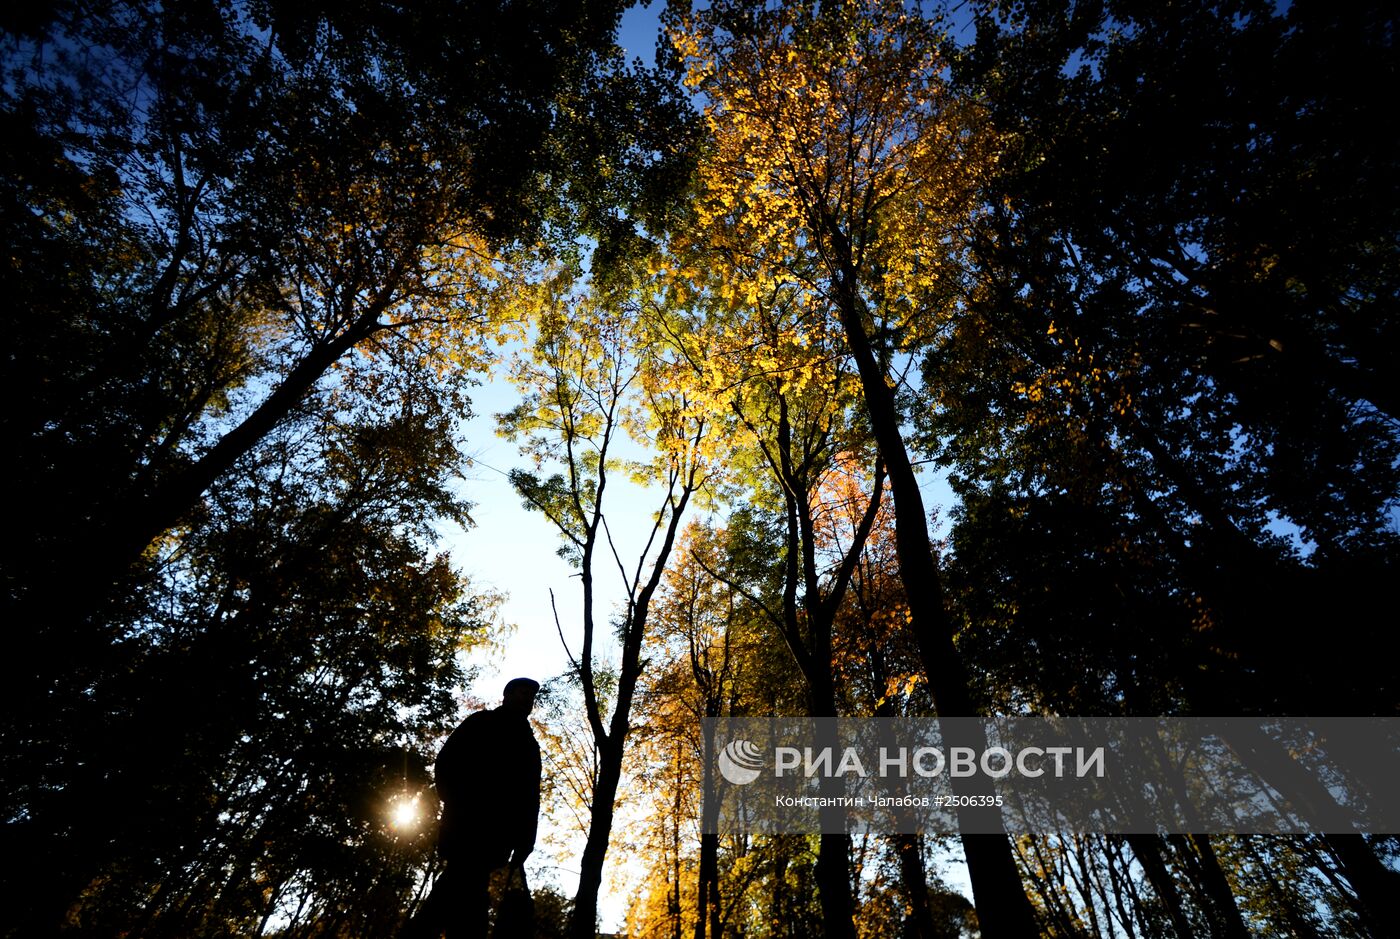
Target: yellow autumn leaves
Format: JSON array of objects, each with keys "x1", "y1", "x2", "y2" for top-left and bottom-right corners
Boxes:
[
  {"x1": 651, "y1": 0, "x2": 999, "y2": 423},
  {"x1": 502, "y1": 0, "x2": 1006, "y2": 500}
]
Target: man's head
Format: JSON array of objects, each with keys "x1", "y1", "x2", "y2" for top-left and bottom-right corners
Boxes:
[{"x1": 501, "y1": 677, "x2": 540, "y2": 716}]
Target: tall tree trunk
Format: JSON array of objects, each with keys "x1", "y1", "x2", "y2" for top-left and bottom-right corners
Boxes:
[
  {"x1": 743, "y1": 390, "x2": 875, "y2": 939},
  {"x1": 807, "y1": 680, "x2": 857, "y2": 939},
  {"x1": 1167, "y1": 834, "x2": 1248, "y2": 939},
  {"x1": 696, "y1": 716, "x2": 720, "y2": 939},
  {"x1": 1126, "y1": 834, "x2": 1195, "y2": 939},
  {"x1": 572, "y1": 738, "x2": 625, "y2": 939},
  {"x1": 894, "y1": 833, "x2": 940, "y2": 939},
  {"x1": 1024, "y1": 834, "x2": 1085, "y2": 938},
  {"x1": 672, "y1": 743, "x2": 683, "y2": 939},
  {"x1": 815, "y1": 833, "x2": 858, "y2": 939},
  {"x1": 1100, "y1": 837, "x2": 1139, "y2": 939},
  {"x1": 106, "y1": 314, "x2": 382, "y2": 575},
  {"x1": 1322, "y1": 833, "x2": 1400, "y2": 939},
  {"x1": 695, "y1": 830, "x2": 719, "y2": 939},
  {"x1": 1242, "y1": 837, "x2": 1323, "y2": 939},
  {"x1": 567, "y1": 444, "x2": 698, "y2": 939},
  {"x1": 772, "y1": 837, "x2": 791, "y2": 938},
  {"x1": 831, "y1": 270, "x2": 1039, "y2": 938}
]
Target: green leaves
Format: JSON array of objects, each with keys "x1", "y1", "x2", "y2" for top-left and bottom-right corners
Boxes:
[{"x1": 509, "y1": 469, "x2": 590, "y2": 565}]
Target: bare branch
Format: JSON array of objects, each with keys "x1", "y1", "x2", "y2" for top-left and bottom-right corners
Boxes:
[{"x1": 550, "y1": 588, "x2": 581, "y2": 674}]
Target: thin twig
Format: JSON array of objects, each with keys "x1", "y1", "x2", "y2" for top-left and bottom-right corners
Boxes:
[{"x1": 550, "y1": 588, "x2": 581, "y2": 674}]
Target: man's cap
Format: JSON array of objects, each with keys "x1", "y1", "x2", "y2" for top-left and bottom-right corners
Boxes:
[{"x1": 504, "y1": 677, "x2": 540, "y2": 696}]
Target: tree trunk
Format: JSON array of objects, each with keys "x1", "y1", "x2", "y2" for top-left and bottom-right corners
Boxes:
[
  {"x1": 107, "y1": 316, "x2": 380, "y2": 574},
  {"x1": 1322, "y1": 833, "x2": 1400, "y2": 939},
  {"x1": 568, "y1": 456, "x2": 696, "y2": 939},
  {"x1": 1126, "y1": 834, "x2": 1195, "y2": 939},
  {"x1": 815, "y1": 833, "x2": 858, "y2": 939},
  {"x1": 695, "y1": 831, "x2": 719, "y2": 939},
  {"x1": 1217, "y1": 724, "x2": 1400, "y2": 932},
  {"x1": 572, "y1": 737, "x2": 624, "y2": 939},
  {"x1": 894, "y1": 833, "x2": 940, "y2": 939},
  {"x1": 831, "y1": 271, "x2": 1040, "y2": 938},
  {"x1": 696, "y1": 716, "x2": 721, "y2": 939},
  {"x1": 1167, "y1": 834, "x2": 1248, "y2": 939}
]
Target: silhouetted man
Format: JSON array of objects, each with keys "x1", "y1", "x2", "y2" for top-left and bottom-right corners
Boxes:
[{"x1": 404, "y1": 677, "x2": 541, "y2": 939}]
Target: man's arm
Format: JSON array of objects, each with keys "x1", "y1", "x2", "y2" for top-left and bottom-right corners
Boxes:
[{"x1": 511, "y1": 731, "x2": 542, "y2": 865}]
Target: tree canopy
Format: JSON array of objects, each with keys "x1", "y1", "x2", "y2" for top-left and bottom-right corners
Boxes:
[{"x1": 5, "y1": 0, "x2": 1398, "y2": 936}]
